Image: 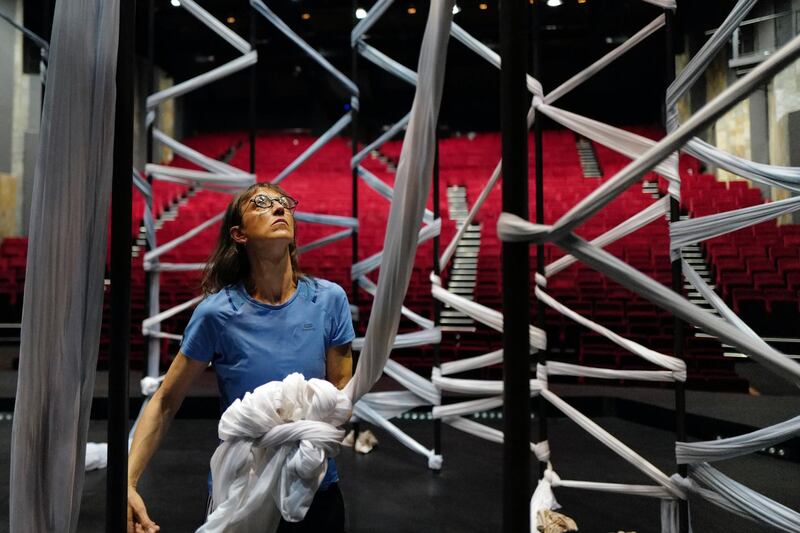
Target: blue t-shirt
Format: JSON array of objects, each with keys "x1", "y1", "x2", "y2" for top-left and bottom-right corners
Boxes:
[{"x1": 181, "y1": 276, "x2": 355, "y2": 491}]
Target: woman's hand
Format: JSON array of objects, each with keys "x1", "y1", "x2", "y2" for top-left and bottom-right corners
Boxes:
[{"x1": 127, "y1": 485, "x2": 160, "y2": 533}]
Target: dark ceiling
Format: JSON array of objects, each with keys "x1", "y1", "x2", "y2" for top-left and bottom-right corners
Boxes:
[{"x1": 134, "y1": 0, "x2": 741, "y2": 137}]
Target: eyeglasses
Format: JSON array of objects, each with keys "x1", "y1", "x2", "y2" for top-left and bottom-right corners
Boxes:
[{"x1": 249, "y1": 194, "x2": 299, "y2": 212}]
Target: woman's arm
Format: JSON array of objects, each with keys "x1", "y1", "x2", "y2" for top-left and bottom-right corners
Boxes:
[
  {"x1": 326, "y1": 343, "x2": 353, "y2": 390},
  {"x1": 127, "y1": 352, "x2": 208, "y2": 532}
]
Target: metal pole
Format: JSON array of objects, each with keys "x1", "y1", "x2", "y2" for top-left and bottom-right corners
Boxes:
[
  {"x1": 107, "y1": 0, "x2": 135, "y2": 529},
  {"x1": 350, "y1": 0, "x2": 361, "y2": 440},
  {"x1": 432, "y1": 136, "x2": 442, "y2": 462},
  {"x1": 500, "y1": 0, "x2": 530, "y2": 530},
  {"x1": 145, "y1": 0, "x2": 160, "y2": 381},
  {"x1": 531, "y1": 0, "x2": 548, "y2": 479},
  {"x1": 665, "y1": 8, "x2": 689, "y2": 533},
  {"x1": 249, "y1": 4, "x2": 257, "y2": 175}
]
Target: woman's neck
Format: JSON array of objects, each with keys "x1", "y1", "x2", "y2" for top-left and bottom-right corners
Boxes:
[{"x1": 245, "y1": 248, "x2": 296, "y2": 305}]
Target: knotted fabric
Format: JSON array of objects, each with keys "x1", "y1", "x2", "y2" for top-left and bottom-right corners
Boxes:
[{"x1": 200, "y1": 373, "x2": 352, "y2": 532}]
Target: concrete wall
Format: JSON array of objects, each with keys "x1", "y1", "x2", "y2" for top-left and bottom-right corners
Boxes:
[{"x1": 0, "y1": 0, "x2": 41, "y2": 238}]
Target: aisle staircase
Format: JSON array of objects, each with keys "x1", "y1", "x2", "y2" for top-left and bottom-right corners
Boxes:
[
  {"x1": 440, "y1": 185, "x2": 479, "y2": 331},
  {"x1": 576, "y1": 136, "x2": 602, "y2": 178},
  {"x1": 643, "y1": 180, "x2": 741, "y2": 358}
]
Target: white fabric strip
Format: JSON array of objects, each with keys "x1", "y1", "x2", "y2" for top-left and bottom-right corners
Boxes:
[
  {"x1": 538, "y1": 104, "x2": 679, "y2": 188},
  {"x1": 432, "y1": 395, "x2": 505, "y2": 419},
  {"x1": 687, "y1": 463, "x2": 800, "y2": 532},
  {"x1": 145, "y1": 211, "x2": 225, "y2": 266},
  {"x1": 133, "y1": 168, "x2": 151, "y2": 199},
  {"x1": 545, "y1": 197, "x2": 669, "y2": 277},
  {"x1": 181, "y1": 0, "x2": 251, "y2": 55},
  {"x1": 297, "y1": 229, "x2": 353, "y2": 255},
  {"x1": 545, "y1": 361, "x2": 679, "y2": 383},
  {"x1": 670, "y1": 195, "x2": 800, "y2": 252},
  {"x1": 351, "y1": 219, "x2": 440, "y2": 279},
  {"x1": 352, "y1": 112, "x2": 411, "y2": 167},
  {"x1": 544, "y1": 15, "x2": 665, "y2": 105},
  {"x1": 152, "y1": 129, "x2": 239, "y2": 175},
  {"x1": 541, "y1": 389, "x2": 685, "y2": 499},
  {"x1": 676, "y1": 415, "x2": 800, "y2": 464},
  {"x1": 384, "y1": 359, "x2": 441, "y2": 405},
  {"x1": 639, "y1": 0, "x2": 676, "y2": 8},
  {"x1": 356, "y1": 390, "x2": 430, "y2": 421},
  {"x1": 535, "y1": 287, "x2": 686, "y2": 378},
  {"x1": 554, "y1": 479, "x2": 674, "y2": 499},
  {"x1": 432, "y1": 368, "x2": 543, "y2": 396},
  {"x1": 145, "y1": 164, "x2": 253, "y2": 184},
  {"x1": 353, "y1": 401, "x2": 442, "y2": 469},
  {"x1": 357, "y1": 275, "x2": 435, "y2": 329},
  {"x1": 351, "y1": 327, "x2": 441, "y2": 353},
  {"x1": 142, "y1": 295, "x2": 203, "y2": 335},
  {"x1": 272, "y1": 113, "x2": 353, "y2": 184},
  {"x1": 357, "y1": 40, "x2": 418, "y2": 85},
  {"x1": 293, "y1": 211, "x2": 359, "y2": 228},
  {"x1": 680, "y1": 260, "x2": 770, "y2": 352},
  {"x1": 146, "y1": 262, "x2": 206, "y2": 272},
  {"x1": 10, "y1": 0, "x2": 119, "y2": 528},
  {"x1": 431, "y1": 275, "x2": 547, "y2": 350},
  {"x1": 350, "y1": 0, "x2": 395, "y2": 46},
  {"x1": 440, "y1": 349, "x2": 503, "y2": 376},
  {"x1": 356, "y1": 166, "x2": 435, "y2": 224},
  {"x1": 147, "y1": 51, "x2": 257, "y2": 109},
  {"x1": 444, "y1": 416, "x2": 550, "y2": 461},
  {"x1": 251, "y1": 0, "x2": 357, "y2": 95}
]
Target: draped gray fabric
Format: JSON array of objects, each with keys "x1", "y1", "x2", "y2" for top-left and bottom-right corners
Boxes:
[{"x1": 9, "y1": 0, "x2": 120, "y2": 531}]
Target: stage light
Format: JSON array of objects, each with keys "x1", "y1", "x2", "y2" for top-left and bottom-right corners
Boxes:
[
  {"x1": 547, "y1": 0, "x2": 563, "y2": 5},
  {"x1": 226, "y1": 16, "x2": 236, "y2": 24},
  {"x1": 407, "y1": 6, "x2": 417, "y2": 14},
  {"x1": 478, "y1": 2, "x2": 488, "y2": 10},
  {"x1": 170, "y1": 0, "x2": 180, "y2": 7},
  {"x1": 301, "y1": 12, "x2": 311, "y2": 20},
  {"x1": 578, "y1": 0, "x2": 587, "y2": 3},
  {"x1": 453, "y1": 4, "x2": 461, "y2": 14},
  {"x1": 356, "y1": 7, "x2": 367, "y2": 19}
]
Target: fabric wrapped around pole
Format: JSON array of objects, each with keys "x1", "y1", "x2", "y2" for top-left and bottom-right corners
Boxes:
[{"x1": 10, "y1": 0, "x2": 120, "y2": 530}]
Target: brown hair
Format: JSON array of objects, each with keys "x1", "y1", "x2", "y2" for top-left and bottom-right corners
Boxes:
[{"x1": 201, "y1": 182, "x2": 303, "y2": 295}]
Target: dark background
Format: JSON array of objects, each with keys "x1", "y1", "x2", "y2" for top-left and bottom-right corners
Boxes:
[{"x1": 22, "y1": 1, "x2": 743, "y2": 137}]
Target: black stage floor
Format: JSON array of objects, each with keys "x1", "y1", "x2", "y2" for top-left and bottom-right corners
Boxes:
[{"x1": 0, "y1": 389, "x2": 798, "y2": 532}]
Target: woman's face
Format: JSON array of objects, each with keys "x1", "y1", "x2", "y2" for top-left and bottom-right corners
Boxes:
[{"x1": 232, "y1": 187, "x2": 297, "y2": 248}]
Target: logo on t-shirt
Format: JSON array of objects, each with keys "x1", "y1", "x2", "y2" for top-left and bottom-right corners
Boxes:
[{"x1": 302, "y1": 323, "x2": 314, "y2": 330}]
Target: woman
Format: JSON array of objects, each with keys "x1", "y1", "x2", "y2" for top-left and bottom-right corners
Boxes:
[{"x1": 127, "y1": 183, "x2": 355, "y2": 533}]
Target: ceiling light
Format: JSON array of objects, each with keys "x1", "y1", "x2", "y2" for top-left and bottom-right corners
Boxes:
[
  {"x1": 546, "y1": 0, "x2": 563, "y2": 6},
  {"x1": 478, "y1": 3, "x2": 488, "y2": 10},
  {"x1": 170, "y1": 0, "x2": 180, "y2": 6},
  {"x1": 578, "y1": 0, "x2": 587, "y2": 3},
  {"x1": 407, "y1": 6, "x2": 417, "y2": 14},
  {"x1": 355, "y1": 7, "x2": 367, "y2": 19},
  {"x1": 226, "y1": 16, "x2": 236, "y2": 24},
  {"x1": 301, "y1": 12, "x2": 311, "y2": 20},
  {"x1": 452, "y1": 4, "x2": 461, "y2": 14}
]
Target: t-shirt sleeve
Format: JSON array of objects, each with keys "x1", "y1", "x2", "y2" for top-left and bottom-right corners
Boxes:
[
  {"x1": 327, "y1": 284, "x2": 356, "y2": 349},
  {"x1": 180, "y1": 299, "x2": 221, "y2": 363}
]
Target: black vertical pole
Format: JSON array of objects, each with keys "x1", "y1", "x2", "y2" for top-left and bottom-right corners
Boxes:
[
  {"x1": 350, "y1": 0, "x2": 361, "y2": 440},
  {"x1": 107, "y1": 0, "x2": 135, "y2": 530},
  {"x1": 249, "y1": 5, "x2": 257, "y2": 175},
  {"x1": 665, "y1": 8, "x2": 688, "y2": 533},
  {"x1": 531, "y1": 1, "x2": 547, "y2": 478},
  {"x1": 432, "y1": 137, "x2": 442, "y2": 460},
  {"x1": 500, "y1": 0, "x2": 530, "y2": 531},
  {"x1": 146, "y1": 0, "x2": 154, "y2": 167}
]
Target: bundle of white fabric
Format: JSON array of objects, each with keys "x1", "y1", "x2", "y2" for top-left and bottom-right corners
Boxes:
[{"x1": 199, "y1": 373, "x2": 352, "y2": 533}]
